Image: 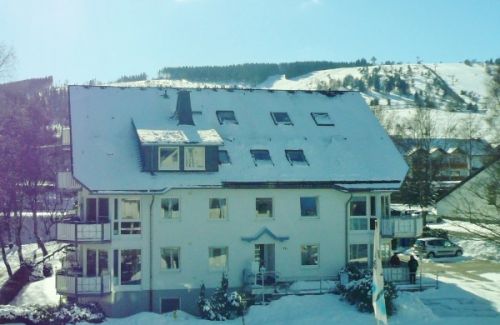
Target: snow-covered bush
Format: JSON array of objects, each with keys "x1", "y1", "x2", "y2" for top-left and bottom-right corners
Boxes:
[
  {"x1": 198, "y1": 274, "x2": 244, "y2": 321},
  {"x1": 0, "y1": 302, "x2": 105, "y2": 324},
  {"x1": 337, "y1": 264, "x2": 398, "y2": 316}
]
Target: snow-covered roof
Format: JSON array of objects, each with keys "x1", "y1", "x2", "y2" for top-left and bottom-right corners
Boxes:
[
  {"x1": 69, "y1": 86, "x2": 408, "y2": 192},
  {"x1": 394, "y1": 137, "x2": 494, "y2": 156},
  {"x1": 136, "y1": 128, "x2": 223, "y2": 145}
]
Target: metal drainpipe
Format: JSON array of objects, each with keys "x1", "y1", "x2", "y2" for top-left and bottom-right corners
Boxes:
[
  {"x1": 148, "y1": 194, "x2": 156, "y2": 312},
  {"x1": 344, "y1": 194, "x2": 353, "y2": 266}
]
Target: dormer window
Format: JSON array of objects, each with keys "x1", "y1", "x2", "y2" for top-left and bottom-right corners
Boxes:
[
  {"x1": 250, "y1": 149, "x2": 273, "y2": 166},
  {"x1": 184, "y1": 146, "x2": 205, "y2": 170},
  {"x1": 159, "y1": 147, "x2": 180, "y2": 170},
  {"x1": 311, "y1": 112, "x2": 334, "y2": 126},
  {"x1": 271, "y1": 112, "x2": 293, "y2": 125},
  {"x1": 218, "y1": 150, "x2": 231, "y2": 165},
  {"x1": 216, "y1": 111, "x2": 238, "y2": 125},
  {"x1": 286, "y1": 150, "x2": 308, "y2": 166}
]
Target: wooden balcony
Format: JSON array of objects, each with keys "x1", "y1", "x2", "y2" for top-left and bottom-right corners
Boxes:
[
  {"x1": 56, "y1": 221, "x2": 111, "y2": 243},
  {"x1": 56, "y1": 272, "x2": 111, "y2": 296},
  {"x1": 57, "y1": 171, "x2": 81, "y2": 190},
  {"x1": 381, "y1": 216, "x2": 423, "y2": 238}
]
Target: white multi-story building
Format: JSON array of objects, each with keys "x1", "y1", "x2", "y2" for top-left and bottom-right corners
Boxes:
[{"x1": 55, "y1": 86, "x2": 415, "y2": 317}]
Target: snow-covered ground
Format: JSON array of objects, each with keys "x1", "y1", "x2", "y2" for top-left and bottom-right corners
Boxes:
[
  {"x1": 0, "y1": 241, "x2": 64, "y2": 287},
  {"x1": 79, "y1": 284, "x2": 499, "y2": 325}
]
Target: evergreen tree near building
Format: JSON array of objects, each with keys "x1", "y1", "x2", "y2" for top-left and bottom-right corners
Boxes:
[{"x1": 198, "y1": 274, "x2": 244, "y2": 321}]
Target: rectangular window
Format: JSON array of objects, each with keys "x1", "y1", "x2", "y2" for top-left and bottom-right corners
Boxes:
[
  {"x1": 121, "y1": 199, "x2": 141, "y2": 235},
  {"x1": 98, "y1": 198, "x2": 109, "y2": 220},
  {"x1": 301, "y1": 244, "x2": 319, "y2": 266},
  {"x1": 184, "y1": 146, "x2": 205, "y2": 170},
  {"x1": 113, "y1": 249, "x2": 118, "y2": 285},
  {"x1": 159, "y1": 147, "x2": 180, "y2": 170},
  {"x1": 350, "y1": 218, "x2": 368, "y2": 230},
  {"x1": 256, "y1": 198, "x2": 273, "y2": 218},
  {"x1": 311, "y1": 112, "x2": 334, "y2": 126},
  {"x1": 381, "y1": 196, "x2": 390, "y2": 217},
  {"x1": 370, "y1": 217, "x2": 377, "y2": 230},
  {"x1": 300, "y1": 197, "x2": 318, "y2": 217},
  {"x1": 209, "y1": 247, "x2": 228, "y2": 270},
  {"x1": 271, "y1": 112, "x2": 293, "y2": 125},
  {"x1": 209, "y1": 198, "x2": 227, "y2": 220},
  {"x1": 286, "y1": 150, "x2": 308, "y2": 166},
  {"x1": 250, "y1": 150, "x2": 273, "y2": 166},
  {"x1": 370, "y1": 196, "x2": 376, "y2": 216},
  {"x1": 161, "y1": 198, "x2": 180, "y2": 219},
  {"x1": 218, "y1": 150, "x2": 231, "y2": 165},
  {"x1": 216, "y1": 111, "x2": 238, "y2": 125},
  {"x1": 86, "y1": 198, "x2": 109, "y2": 223},
  {"x1": 349, "y1": 218, "x2": 368, "y2": 230},
  {"x1": 349, "y1": 244, "x2": 368, "y2": 265},
  {"x1": 98, "y1": 250, "x2": 108, "y2": 275},
  {"x1": 121, "y1": 249, "x2": 141, "y2": 285},
  {"x1": 86, "y1": 249, "x2": 96, "y2": 277},
  {"x1": 160, "y1": 247, "x2": 180, "y2": 270},
  {"x1": 350, "y1": 196, "x2": 367, "y2": 216},
  {"x1": 86, "y1": 198, "x2": 97, "y2": 222},
  {"x1": 161, "y1": 298, "x2": 180, "y2": 313}
]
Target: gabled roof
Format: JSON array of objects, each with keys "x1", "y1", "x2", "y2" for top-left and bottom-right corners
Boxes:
[
  {"x1": 394, "y1": 137, "x2": 494, "y2": 156},
  {"x1": 69, "y1": 86, "x2": 408, "y2": 192},
  {"x1": 436, "y1": 159, "x2": 500, "y2": 202}
]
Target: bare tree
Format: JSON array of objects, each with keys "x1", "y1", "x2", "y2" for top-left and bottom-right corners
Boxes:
[
  {"x1": 0, "y1": 42, "x2": 15, "y2": 80},
  {"x1": 440, "y1": 64, "x2": 500, "y2": 245}
]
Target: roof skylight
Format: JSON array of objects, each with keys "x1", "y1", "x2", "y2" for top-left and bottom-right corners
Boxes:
[
  {"x1": 218, "y1": 150, "x2": 231, "y2": 165},
  {"x1": 271, "y1": 112, "x2": 293, "y2": 125},
  {"x1": 250, "y1": 150, "x2": 273, "y2": 166},
  {"x1": 286, "y1": 150, "x2": 309, "y2": 166},
  {"x1": 311, "y1": 112, "x2": 334, "y2": 126},
  {"x1": 216, "y1": 111, "x2": 238, "y2": 125}
]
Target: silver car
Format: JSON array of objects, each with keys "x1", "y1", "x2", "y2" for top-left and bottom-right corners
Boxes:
[{"x1": 413, "y1": 237, "x2": 463, "y2": 258}]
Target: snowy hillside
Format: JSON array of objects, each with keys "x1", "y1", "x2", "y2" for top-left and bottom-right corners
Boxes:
[{"x1": 111, "y1": 62, "x2": 497, "y2": 143}]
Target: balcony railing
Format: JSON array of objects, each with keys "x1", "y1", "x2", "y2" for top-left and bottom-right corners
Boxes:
[
  {"x1": 56, "y1": 221, "x2": 111, "y2": 242},
  {"x1": 57, "y1": 171, "x2": 81, "y2": 190},
  {"x1": 381, "y1": 216, "x2": 423, "y2": 238},
  {"x1": 56, "y1": 271, "x2": 111, "y2": 295}
]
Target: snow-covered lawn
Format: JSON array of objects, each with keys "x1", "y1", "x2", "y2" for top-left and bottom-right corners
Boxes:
[
  {"x1": 80, "y1": 285, "x2": 499, "y2": 325},
  {"x1": 0, "y1": 241, "x2": 65, "y2": 287}
]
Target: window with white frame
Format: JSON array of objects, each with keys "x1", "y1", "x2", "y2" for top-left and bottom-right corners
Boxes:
[
  {"x1": 85, "y1": 198, "x2": 109, "y2": 223},
  {"x1": 121, "y1": 249, "x2": 141, "y2": 285},
  {"x1": 301, "y1": 244, "x2": 319, "y2": 266},
  {"x1": 159, "y1": 147, "x2": 180, "y2": 170},
  {"x1": 160, "y1": 247, "x2": 180, "y2": 270},
  {"x1": 161, "y1": 198, "x2": 180, "y2": 219},
  {"x1": 349, "y1": 244, "x2": 368, "y2": 265},
  {"x1": 256, "y1": 198, "x2": 273, "y2": 218},
  {"x1": 209, "y1": 198, "x2": 227, "y2": 220},
  {"x1": 350, "y1": 196, "x2": 367, "y2": 216},
  {"x1": 118, "y1": 199, "x2": 141, "y2": 235},
  {"x1": 209, "y1": 247, "x2": 228, "y2": 270},
  {"x1": 184, "y1": 146, "x2": 205, "y2": 170},
  {"x1": 300, "y1": 197, "x2": 318, "y2": 217},
  {"x1": 350, "y1": 218, "x2": 368, "y2": 230}
]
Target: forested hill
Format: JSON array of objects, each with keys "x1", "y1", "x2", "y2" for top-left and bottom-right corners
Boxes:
[{"x1": 156, "y1": 59, "x2": 370, "y2": 85}]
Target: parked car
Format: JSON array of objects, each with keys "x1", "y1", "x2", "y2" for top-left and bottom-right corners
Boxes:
[{"x1": 412, "y1": 237, "x2": 463, "y2": 258}]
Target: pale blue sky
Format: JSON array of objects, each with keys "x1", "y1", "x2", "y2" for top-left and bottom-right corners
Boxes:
[{"x1": 1, "y1": 0, "x2": 499, "y2": 84}]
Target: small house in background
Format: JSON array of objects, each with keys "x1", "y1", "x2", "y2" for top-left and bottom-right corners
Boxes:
[
  {"x1": 394, "y1": 137, "x2": 495, "y2": 182},
  {"x1": 436, "y1": 160, "x2": 499, "y2": 220},
  {"x1": 55, "y1": 86, "x2": 411, "y2": 317}
]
